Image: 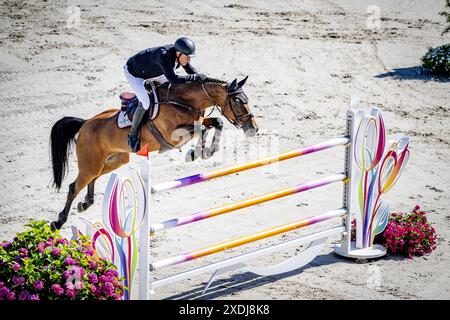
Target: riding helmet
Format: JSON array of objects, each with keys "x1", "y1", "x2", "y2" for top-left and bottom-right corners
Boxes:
[{"x1": 174, "y1": 37, "x2": 196, "y2": 57}]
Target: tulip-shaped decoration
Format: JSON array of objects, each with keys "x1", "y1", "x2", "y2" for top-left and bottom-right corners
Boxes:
[
  {"x1": 353, "y1": 109, "x2": 410, "y2": 249},
  {"x1": 74, "y1": 166, "x2": 148, "y2": 300}
]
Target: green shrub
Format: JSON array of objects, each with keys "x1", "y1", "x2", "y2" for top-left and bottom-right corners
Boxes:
[
  {"x1": 0, "y1": 221, "x2": 125, "y2": 300},
  {"x1": 421, "y1": 44, "x2": 450, "y2": 76}
]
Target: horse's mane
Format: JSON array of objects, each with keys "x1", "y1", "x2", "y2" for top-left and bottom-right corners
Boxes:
[
  {"x1": 152, "y1": 77, "x2": 228, "y2": 98},
  {"x1": 203, "y1": 77, "x2": 228, "y2": 86},
  {"x1": 155, "y1": 77, "x2": 227, "y2": 91}
]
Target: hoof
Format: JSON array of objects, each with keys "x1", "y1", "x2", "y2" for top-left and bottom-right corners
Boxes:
[
  {"x1": 77, "y1": 202, "x2": 85, "y2": 212},
  {"x1": 202, "y1": 148, "x2": 212, "y2": 159},
  {"x1": 202, "y1": 145, "x2": 219, "y2": 159},
  {"x1": 78, "y1": 201, "x2": 93, "y2": 212},
  {"x1": 185, "y1": 149, "x2": 196, "y2": 162},
  {"x1": 50, "y1": 221, "x2": 60, "y2": 231}
]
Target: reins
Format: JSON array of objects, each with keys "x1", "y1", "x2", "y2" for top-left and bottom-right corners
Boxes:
[{"x1": 155, "y1": 81, "x2": 253, "y2": 127}]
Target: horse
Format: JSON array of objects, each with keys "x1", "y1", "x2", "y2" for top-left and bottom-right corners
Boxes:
[{"x1": 49, "y1": 76, "x2": 258, "y2": 230}]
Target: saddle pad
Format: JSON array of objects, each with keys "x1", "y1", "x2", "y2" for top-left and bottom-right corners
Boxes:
[
  {"x1": 116, "y1": 81, "x2": 161, "y2": 128},
  {"x1": 118, "y1": 110, "x2": 132, "y2": 128}
]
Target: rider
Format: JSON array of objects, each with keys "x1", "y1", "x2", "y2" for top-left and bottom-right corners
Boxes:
[{"x1": 123, "y1": 37, "x2": 207, "y2": 152}]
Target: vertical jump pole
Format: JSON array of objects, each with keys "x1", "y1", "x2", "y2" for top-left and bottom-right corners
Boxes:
[
  {"x1": 138, "y1": 148, "x2": 150, "y2": 300},
  {"x1": 338, "y1": 109, "x2": 356, "y2": 255}
]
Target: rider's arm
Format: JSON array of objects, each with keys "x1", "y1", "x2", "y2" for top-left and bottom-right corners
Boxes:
[
  {"x1": 183, "y1": 62, "x2": 198, "y2": 75},
  {"x1": 157, "y1": 54, "x2": 196, "y2": 84}
]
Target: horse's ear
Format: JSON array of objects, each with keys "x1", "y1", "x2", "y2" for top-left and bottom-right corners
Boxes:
[
  {"x1": 237, "y1": 75, "x2": 249, "y2": 88},
  {"x1": 228, "y1": 79, "x2": 238, "y2": 92}
]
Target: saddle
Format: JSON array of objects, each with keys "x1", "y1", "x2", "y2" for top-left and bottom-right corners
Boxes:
[
  {"x1": 117, "y1": 81, "x2": 162, "y2": 128},
  {"x1": 117, "y1": 81, "x2": 175, "y2": 153}
]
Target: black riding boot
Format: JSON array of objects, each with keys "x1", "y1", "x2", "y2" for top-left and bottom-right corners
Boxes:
[{"x1": 128, "y1": 102, "x2": 146, "y2": 152}]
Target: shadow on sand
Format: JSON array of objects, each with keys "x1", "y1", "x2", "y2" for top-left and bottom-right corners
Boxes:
[
  {"x1": 161, "y1": 251, "x2": 354, "y2": 300},
  {"x1": 374, "y1": 66, "x2": 449, "y2": 83}
]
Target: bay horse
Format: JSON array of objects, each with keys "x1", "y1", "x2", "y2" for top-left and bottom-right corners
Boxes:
[{"x1": 49, "y1": 77, "x2": 258, "y2": 230}]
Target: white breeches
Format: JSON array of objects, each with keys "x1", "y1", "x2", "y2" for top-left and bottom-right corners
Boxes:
[{"x1": 123, "y1": 65, "x2": 168, "y2": 110}]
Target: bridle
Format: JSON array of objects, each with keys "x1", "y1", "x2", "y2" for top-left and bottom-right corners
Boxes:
[
  {"x1": 224, "y1": 89, "x2": 254, "y2": 128},
  {"x1": 201, "y1": 84, "x2": 254, "y2": 128},
  {"x1": 158, "y1": 82, "x2": 254, "y2": 128}
]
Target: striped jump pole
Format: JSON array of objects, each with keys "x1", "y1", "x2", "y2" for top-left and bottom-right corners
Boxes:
[
  {"x1": 150, "y1": 173, "x2": 347, "y2": 234},
  {"x1": 150, "y1": 208, "x2": 347, "y2": 271},
  {"x1": 151, "y1": 136, "x2": 350, "y2": 194}
]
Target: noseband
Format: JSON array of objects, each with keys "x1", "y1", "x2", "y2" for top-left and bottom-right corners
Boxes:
[
  {"x1": 226, "y1": 89, "x2": 254, "y2": 127},
  {"x1": 201, "y1": 84, "x2": 254, "y2": 128}
]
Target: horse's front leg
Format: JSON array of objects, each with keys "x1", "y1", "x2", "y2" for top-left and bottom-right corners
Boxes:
[
  {"x1": 174, "y1": 118, "x2": 223, "y2": 162},
  {"x1": 201, "y1": 117, "x2": 223, "y2": 159},
  {"x1": 182, "y1": 124, "x2": 207, "y2": 162}
]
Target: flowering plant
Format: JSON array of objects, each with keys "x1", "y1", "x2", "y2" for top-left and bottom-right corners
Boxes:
[
  {"x1": 351, "y1": 206, "x2": 437, "y2": 258},
  {"x1": 0, "y1": 221, "x2": 125, "y2": 300},
  {"x1": 421, "y1": 43, "x2": 450, "y2": 76}
]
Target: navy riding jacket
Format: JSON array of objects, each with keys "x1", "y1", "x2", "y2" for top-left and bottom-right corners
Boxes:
[{"x1": 126, "y1": 45, "x2": 198, "y2": 83}]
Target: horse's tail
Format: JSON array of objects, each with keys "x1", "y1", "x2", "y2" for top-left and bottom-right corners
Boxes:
[{"x1": 50, "y1": 117, "x2": 86, "y2": 190}]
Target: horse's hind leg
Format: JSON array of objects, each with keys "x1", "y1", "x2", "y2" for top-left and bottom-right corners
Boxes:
[
  {"x1": 77, "y1": 179, "x2": 97, "y2": 212},
  {"x1": 51, "y1": 142, "x2": 105, "y2": 230},
  {"x1": 51, "y1": 180, "x2": 77, "y2": 230},
  {"x1": 76, "y1": 153, "x2": 129, "y2": 213},
  {"x1": 99, "y1": 152, "x2": 130, "y2": 176},
  {"x1": 51, "y1": 171, "x2": 98, "y2": 230}
]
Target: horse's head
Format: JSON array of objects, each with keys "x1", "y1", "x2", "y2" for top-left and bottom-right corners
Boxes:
[{"x1": 221, "y1": 76, "x2": 258, "y2": 137}]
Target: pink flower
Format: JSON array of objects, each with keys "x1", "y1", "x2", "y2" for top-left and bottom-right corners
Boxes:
[
  {"x1": 64, "y1": 257, "x2": 77, "y2": 266},
  {"x1": 11, "y1": 262, "x2": 21, "y2": 271},
  {"x1": 18, "y1": 248, "x2": 28, "y2": 256},
  {"x1": 6, "y1": 291, "x2": 16, "y2": 300},
  {"x1": 106, "y1": 269, "x2": 119, "y2": 277},
  {"x1": 102, "y1": 282, "x2": 115, "y2": 296},
  {"x1": 51, "y1": 284, "x2": 64, "y2": 296},
  {"x1": 74, "y1": 281, "x2": 84, "y2": 290},
  {"x1": 76, "y1": 266, "x2": 86, "y2": 276},
  {"x1": 90, "y1": 285, "x2": 97, "y2": 294},
  {"x1": 65, "y1": 281, "x2": 75, "y2": 290},
  {"x1": 0, "y1": 286, "x2": 9, "y2": 297},
  {"x1": 88, "y1": 273, "x2": 98, "y2": 284},
  {"x1": 57, "y1": 238, "x2": 68, "y2": 245},
  {"x1": 51, "y1": 247, "x2": 60, "y2": 256},
  {"x1": 1, "y1": 242, "x2": 12, "y2": 250},
  {"x1": 47, "y1": 237, "x2": 55, "y2": 244},
  {"x1": 34, "y1": 280, "x2": 44, "y2": 291},
  {"x1": 18, "y1": 290, "x2": 30, "y2": 300},
  {"x1": 37, "y1": 242, "x2": 46, "y2": 253},
  {"x1": 66, "y1": 289, "x2": 76, "y2": 298},
  {"x1": 88, "y1": 261, "x2": 97, "y2": 270},
  {"x1": 12, "y1": 276, "x2": 25, "y2": 286},
  {"x1": 28, "y1": 294, "x2": 40, "y2": 300}
]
